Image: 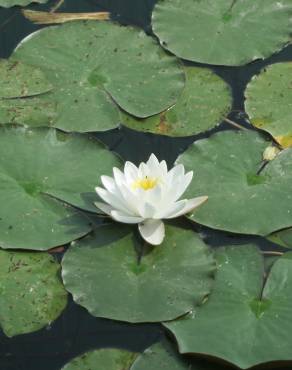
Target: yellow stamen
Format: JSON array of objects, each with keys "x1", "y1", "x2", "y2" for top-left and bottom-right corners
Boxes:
[{"x1": 132, "y1": 176, "x2": 158, "y2": 191}]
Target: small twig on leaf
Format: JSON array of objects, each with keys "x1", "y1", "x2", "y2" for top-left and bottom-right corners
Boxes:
[{"x1": 22, "y1": 10, "x2": 110, "y2": 25}]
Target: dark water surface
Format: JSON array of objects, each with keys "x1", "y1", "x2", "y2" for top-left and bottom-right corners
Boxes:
[{"x1": 1, "y1": 1, "x2": 292, "y2": 369}]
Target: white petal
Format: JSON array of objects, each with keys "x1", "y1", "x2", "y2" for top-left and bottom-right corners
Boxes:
[
  {"x1": 118, "y1": 182, "x2": 140, "y2": 214},
  {"x1": 94, "y1": 201, "x2": 113, "y2": 215},
  {"x1": 95, "y1": 187, "x2": 132, "y2": 215},
  {"x1": 166, "y1": 196, "x2": 208, "y2": 219},
  {"x1": 124, "y1": 161, "x2": 138, "y2": 183},
  {"x1": 159, "y1": 160, "x2": 168, "y2": 175},
  {"x1": 146, "y1": 153, "x2": 160, "y2": 172},
  {"x1": 111, "y1": 210, "x2": 144, "y2": 224},
  {"x1": 172, "y1": 171, "x2": 193, "y2": 201},
  {"x1": 138, "y1": 202, "x2": 156, "y2": 218},
  {"x1": 156, "y1": 199, "x2": 187, "y2": 219},
  {"x1": 166, "y1": 164, "x2": 185, "y2": 184},
  {"x1": 138, "y1": 162, "x2": 149, "y2": 178},
  {"x1": 101, "y1": 175, "x2": 116, "y2": 193},
  {"x1": 138, "y1": 219, "x2": 165, "y2": 245},
  {"x1": 144, "y1": 184, "x2": 162, "y2": 206},
  {"x1": 113, "y1": 167, "x2": 126, "y2": 188}
]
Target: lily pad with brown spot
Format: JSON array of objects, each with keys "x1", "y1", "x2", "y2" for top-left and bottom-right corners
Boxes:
[
  {"x1": 121, "y1": 66, "x2": 231, "y2": 137},
  {"x1": 246, "y1": 62, "x2": 292, "y2": 148}
]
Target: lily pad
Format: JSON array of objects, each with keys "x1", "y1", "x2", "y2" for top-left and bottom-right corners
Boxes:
[
  {"x1": 61, "y1": 223, "x2": 215, "y2": 323},
  {"x1": 61, "y1": 348, "x2": 137, "y2": 370},
  {"x1": 165, "y1": 245, "x2": 292, "y2": 369},
  {"x1": 177, "y1": 129, "x2": 292, "y2": 235},
  {"x1": 0, "y1": 250, "x2": 67, "y2": 337},
  {"x1": 246, "y1": 62, "x2": 292, "y2": 148},
  {"x1": 0, "y1": 59, "x2": 52, "y2": 98},
  {"x1": 131, "y1": 341, "x2": 191, "y2": 370},
  {"x1": 152, "y1": 0, "x2": 292, "y2": 66},
  {"x1": 268, "y1": 228, "x2": 292, "y2": 249},
  {"x1": 0, "y1": 0, "x2": 48, "y2": 7},
  {"x1": 121, "y1": 66, "x2": 231, "y2": 137},
  {"x1": 0, "y1": 126, "x2": 121, "y2": 249},
  {"x1": 11, "y1": 21, "x2": 184, "y2": 132}
]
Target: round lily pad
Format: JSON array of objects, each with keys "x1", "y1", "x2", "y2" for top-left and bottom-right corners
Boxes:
[
  {"x1": 246, "y1": 62, "x2": 292, "y2": 148},
  {"x1": 62, "y1": 223, "x2": 215, "y2": 323},
  {"x1": 61, "y1": 348, "x2": 137, "y2": 370},
  {"x1": 12, "y1": 21, "x2": 184, "y2": 132},
  {"x1": 177, "y1": 129, "x2": 292, "y2": 235},
  {"x1": 152, "y1": 0, "x2": 292, "y2": 66},
  {"x1": 0, "y1": 59, "x2": 52, "y2": 98},
  {"x1": 165, "y1": 245, "x2": 292, "y2": 369},
  {"x1": 0, "y1": 250, "x2": 67, "y2": 337},
  {"x1": 0, "y1": 0, "x2": 48, "y2": 7},
  {"x1": 121, "y1": 66, "x2": 231, "y2": 137},
  {"x1": 0, "y1": 126, "x2": 122, "y2": 249}
]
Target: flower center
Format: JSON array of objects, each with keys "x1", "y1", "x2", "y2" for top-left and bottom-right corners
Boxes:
[{"x1": 132, "y1": 176, "x2": 158, "y2": 191}]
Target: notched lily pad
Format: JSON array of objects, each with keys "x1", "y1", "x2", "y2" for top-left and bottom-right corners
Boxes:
[
  {"x1": 165, "y1": 245, "x2": 292, "y2": 369},
  {"x1": 61, "y1": 223, "x2": 215, "y2": 323},
  {"x1": 152, "y1": 0, "x2": 292, "y2": 66},
  {"x1": 0, "y1": 250, "x2": 67, "y2": 337},
  {"x1": 246, "y1": 62, "x2": 292, "y2": 148},
  {"x1": 121, "y1": 66, "x2": 231, "y2": 137},
  {"x1": 0, "y1": 126, "x2": 121, "y2": 249},
  {"x1": 61, "y1": 348, "x2": 137, "y2": 370},
  {"x1": 177, "y1": 130, "x2": 292, "y2": 235},
  {"x1": 12, "y1": 21, "x2": 184, "y2": 132}
]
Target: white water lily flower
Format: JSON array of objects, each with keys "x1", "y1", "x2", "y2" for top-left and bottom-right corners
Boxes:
[{"x1": 94, "y1": 154, "x2": 208, "y2": 246}]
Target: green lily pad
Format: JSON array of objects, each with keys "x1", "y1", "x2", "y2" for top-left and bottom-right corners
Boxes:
[
  {"x1": 61, "y1": 348, "x2": 137, "y2": 370},
  {"x1": 165, "y1": 245, "x2": 292, "y2": 369},
  {"x1": 0, "y1": 0, "x2": 48, "y2": 7},
  {"x1": 0, "y1": 126, "x2": 122, "y2": 249},
  {"x1": 0, "y1": 97, "x2": 57, "y2": 126},
  {"x1": 62, "y1": 223, "x2": 215, "y2": 323},
  {"x1": 121, "y1": 66, "x2": 231, "y2": 137},
  {"x1": 11, "y1": 21, "x2": 184, "y2": 132},
  {"x1": 268, "y1": 228, "x2": 292, "y2": 249},
  {"x1": 131, "y1": 341, "x2": 191, "y2": 370},
  {"x1": 246, "y1": 62, "x2": 292, "y2": 148},
  {"x1": 131, "y1": 340, "x2": 230, "y2": 370},
  {"x1": 152, "y1": 0, "x2": 292, "y2": 66},
  {"x1": 0, "y1": 250, "x2": 67, "y2": 337},
  {"x1": 177, "y1": 129, "x2": 292, "y2": 235},
  {"x1": 0, "y1": 59, "x2": 52, "y2": 98}
]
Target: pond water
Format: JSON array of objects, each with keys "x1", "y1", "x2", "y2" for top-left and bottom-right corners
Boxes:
[{"x1": 0, "y1": 1, "x2": 292, "y2": 369}]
